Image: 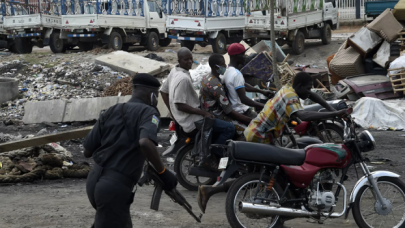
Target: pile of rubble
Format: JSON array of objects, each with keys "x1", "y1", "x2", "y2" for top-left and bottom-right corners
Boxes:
[
  {"x1": 0, "y1": 55, "x2": 130, "y2": 121},
  {"x1": 0, "y1": 133, "x2": 90, "y2": 183}
]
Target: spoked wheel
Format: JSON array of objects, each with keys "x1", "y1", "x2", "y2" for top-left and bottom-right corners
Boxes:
[
  {"x1": 316, "y1": 123, "x2": 344, "y2": 143},
  {"x1": 173, "y1": 148, "x2": 216, "y2": 191},
  {"x1": 225, "y1": 173, "x2": 284, "y2": 228},
  {"x1": 352, "y1": 177, "x2": 405, "y2": 228}
]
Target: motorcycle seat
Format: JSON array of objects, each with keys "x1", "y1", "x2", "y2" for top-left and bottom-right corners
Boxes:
[{"x1": 228, "y1": 141, "x2": 306, "y2": 166}]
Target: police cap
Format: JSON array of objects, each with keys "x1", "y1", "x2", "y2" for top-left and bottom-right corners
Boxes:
[{"x1": 132, "y1": 73, "x2": 161, "y2": 89}]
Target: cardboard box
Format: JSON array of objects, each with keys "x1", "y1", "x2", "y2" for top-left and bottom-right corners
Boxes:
[{"x1": 367, "y1": 9, "x2": 403, "y2": 43}]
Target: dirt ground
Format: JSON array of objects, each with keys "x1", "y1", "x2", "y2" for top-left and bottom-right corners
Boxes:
[{"x1": 2, "y1": 26, "x2": 405, "y2": 228}]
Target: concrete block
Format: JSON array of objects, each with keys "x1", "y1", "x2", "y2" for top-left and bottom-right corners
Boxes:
[
  {"x1": 0, "y1": 78, "x2": 19, "y2": 104},
  {"x1": 95, "y1": 51, "x2": 172, "y2": 76},
  {"x1": 118, "y1": 95, "x2": 169, "y2": 118},
  {"x1": 23, "y1": 100, "x2": 67, "y2": 124},
  {"x1": 63, "y1": 96, "x2": 119, "y2": 122}
]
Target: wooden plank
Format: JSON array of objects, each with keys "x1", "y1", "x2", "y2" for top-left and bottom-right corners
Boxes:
[
  {"x1": 390, "y1": 78, "x2": 405, "y2": 83},
  {"x1": 392, "y1": 84, "x2": 405, "y2": 87},
  {"x1": 0, "y1": 126, "x2": 93, "y2": 153},
  {"x1": 393, "y1": 88, "x2": 405, "y2": 92},
  {"x1": 388, "y1": 67, "x2": 405, "y2": 72}
]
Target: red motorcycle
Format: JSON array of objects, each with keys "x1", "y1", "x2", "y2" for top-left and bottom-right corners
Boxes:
[{"x1": 216, "y1": 109, "x2": 405, "y2": 228}]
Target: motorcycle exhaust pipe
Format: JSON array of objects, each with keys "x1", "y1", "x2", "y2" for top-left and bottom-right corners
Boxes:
[
  {"x1": 239, "y1": 202, "x2": 345, "y2": 218},
  {"x1": 239, "y1": 202, "x2": 314, "y2": 217},
  {"x1": 239, "y1": 183, "x2": 347, "y2": 218}
]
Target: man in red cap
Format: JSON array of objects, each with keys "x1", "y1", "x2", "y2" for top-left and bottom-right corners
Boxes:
[{"x1": 222, "y1": 43, "x2": 273, "y2": 118}]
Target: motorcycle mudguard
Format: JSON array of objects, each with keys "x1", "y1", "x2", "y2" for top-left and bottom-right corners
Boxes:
[
  {"x1": 349, "y1": 171, "x2": 401, "y2": 204},
  {"x1": 345, "y1": 171, "x2": 401, "y2": 218},
  {"x1": 174, "y1": 143, "x2": 195, "y2": 159},
  {"x1": 213, "y1": 162, "x2": 242, "y2": 187}
]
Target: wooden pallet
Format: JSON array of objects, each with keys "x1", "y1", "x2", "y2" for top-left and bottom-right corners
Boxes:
[
  {"x1": 388, "y1": 67, "x2": 405, "y2": 93},
  {"x1": 399, "y1": 30, "x2": 405, "y2": 48}
]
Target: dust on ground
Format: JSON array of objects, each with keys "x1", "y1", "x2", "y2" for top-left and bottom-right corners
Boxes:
[{"x1": 1, "y1": 27, "x2": 404, "y2": 228}]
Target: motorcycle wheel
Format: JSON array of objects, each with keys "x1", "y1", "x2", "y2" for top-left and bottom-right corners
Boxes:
[
  {"x1": 173, "y1": 147, "x2": 216, "y2": 191},
  {"x1": 352, "y1": 177, "x2": 405, "y2": 228},
  {"x1": 225, "y1": 173, "x2": 284, "y2": 228},
  {"x1": 315, "y1": 123, "x2": 344, "y2": 144}
]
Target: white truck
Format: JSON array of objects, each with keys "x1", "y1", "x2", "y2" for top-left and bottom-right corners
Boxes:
[
  {"x1": 46, "y1": 0, "x2": 171, "y2": 53},
  {"x1": 1, "y1": 1, "x2": 43, "y2": 53},
  {"x1": 165, "y1": 0, "x2": 338, "y2": 54}
]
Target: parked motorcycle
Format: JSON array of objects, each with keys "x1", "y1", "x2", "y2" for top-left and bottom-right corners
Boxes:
[
  {"x1": 163, "y1": 100, "x2": 348, "y2": 191},
  {"x1": 216, "y1": 109, "x2": 405, "y2": 228}
]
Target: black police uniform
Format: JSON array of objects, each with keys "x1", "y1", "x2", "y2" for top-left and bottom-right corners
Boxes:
[{"x1": 84, "y1": 98, "x2": 160, "y2": 228}]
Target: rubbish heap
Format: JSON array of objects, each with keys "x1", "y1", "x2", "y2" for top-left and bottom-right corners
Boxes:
[
  {"x1": 328, "y1": 8, "x2": 405, "y2": 101},
  {"x1": 0, "y1": 55, "x2": 130, "y2": 121},
  {"x1": 0, "y1": 134, "x2": 90, "y2": 183}
]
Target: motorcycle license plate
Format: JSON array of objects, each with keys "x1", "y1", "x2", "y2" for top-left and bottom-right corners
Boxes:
[
  {"x1": 218, "y1": 157, "x2": 229, "y2": 169},
  {"x1": 169, "y1": 134, "x2": 178, "y2": 145}
]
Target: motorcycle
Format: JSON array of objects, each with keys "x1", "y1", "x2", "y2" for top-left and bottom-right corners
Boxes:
[
  {"x1": 162, "y1": 100, "x2": 348, "y2": 191},
  {"x1": 216, "y1": 108, "x2": 405, "y2": 228}
]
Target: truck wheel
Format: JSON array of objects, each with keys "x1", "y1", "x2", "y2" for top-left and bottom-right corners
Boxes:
[
  {"x1": 108, "y1": 32, "x2": 123, "y2": 50},
  {"x1": 321, "y1": 23, "x2": 332, "y2": 45},
  {"x1": 212, "y1": 32, "x2": 227, "y2": 54},
  {"x1": 78, "y1": 42, "x2": 93, "y2": 52},
  {"x1": 50, "y1": 33, "x2": 66, "y2": 53},
  {"x1": 15, "y1": 38, "x2": 33, "y2": 54},
  {"x1": 159, "y1": 38, "x2": 172, "y2": 47},
  {"x1": 181, "y1": 40, "x2": 195, "y2": 51},
  {"x1": 292, "y1": 31, "x2": 305, "y2": 55},
  {"x1": 146, "y1": 31, "x2": 159, "y2": 51}
]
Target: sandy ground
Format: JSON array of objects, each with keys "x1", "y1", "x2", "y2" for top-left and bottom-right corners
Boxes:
[
  {"x1": 2, "y1": 26, "x2": 405, "y2": 228},
  {"x1": 0, "y1": 124, "x2": 404, "y2": 228}
]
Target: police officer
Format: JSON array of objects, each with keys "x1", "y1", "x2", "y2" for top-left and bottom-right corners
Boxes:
[{"x1": 83, "y1": 73, "x2": 178, "y2": 228}]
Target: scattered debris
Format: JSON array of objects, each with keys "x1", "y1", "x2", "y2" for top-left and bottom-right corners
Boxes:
[
  {"x1": 102, "y1": 77, "x2": 133, "y2": 97},
  {"x1": 144, "y1": 53, "x2": 165, "y2": 62}
]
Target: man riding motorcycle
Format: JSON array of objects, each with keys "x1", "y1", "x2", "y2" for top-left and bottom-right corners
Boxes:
[
  {"x1": 197, "y1": 71, "x2": 348, "y2": 213},
  {"x1": 200, "y1": 54, "x2": 252, "y2": 138}
]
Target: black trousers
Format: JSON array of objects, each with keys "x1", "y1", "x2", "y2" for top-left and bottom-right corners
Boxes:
[{"x1": 86, "y1": 164, "x2": 135, "y2": 228}]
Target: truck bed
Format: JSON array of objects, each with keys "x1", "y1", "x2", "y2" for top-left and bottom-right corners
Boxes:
[
  {"x1": 167, "y1": 15, "x2": 245, "y2": 31},
  {"x1": 246, "y1": 10, "x2": 323, "y2": 31},
  {"x1": 3, "y1": 14, "x2": 41, "y2": 29}
]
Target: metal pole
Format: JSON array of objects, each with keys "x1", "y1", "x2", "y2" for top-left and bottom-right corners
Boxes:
[
  {"x1": 270, "y1": 0, "x2": 281, "y2": 90},
  {"x1": 355, "y1": 0, "x2": 360, "y2": 19}
]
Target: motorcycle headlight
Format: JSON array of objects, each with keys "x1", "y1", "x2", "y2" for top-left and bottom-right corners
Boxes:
[{"x1": 358, "y1": 130, "x2": 376, "y2": 152}]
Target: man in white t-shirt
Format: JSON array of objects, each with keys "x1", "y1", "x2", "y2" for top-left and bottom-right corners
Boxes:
[{"x1": 222, "y1": 43, "x2": 273, "y2": 118}]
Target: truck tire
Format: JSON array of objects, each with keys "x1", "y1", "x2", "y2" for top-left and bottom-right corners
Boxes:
[
  {"x1": 78, "y1": 42, "x2": 93, "y2": 52},
  {"x1": 108, "y1": 32, "x2": 123, "y2": 50},
  {"x1": 181, "y1": 40, "x2": 195, "y2": 51},
  {"x1": 212, "y1": 32, "x2": 227, "y2": 54},
  {"x1": 146, "y1": 31, "x2": 159, "y2": 51},
  {"x1": 15, "y1": 38, "x2": 33, "y2": 54},
  {"x1": 50, "y1": 33, "x2": 66, "y2": 53},
  {"x1": 159, "y1": 38, "x2": 172, "y2": 47},
  {"x1": 292, "y1": 31, "x2": 305, "y2": 55},
  {"x1": 321, "y1": 23, "x2": 332, "y2": 45}
]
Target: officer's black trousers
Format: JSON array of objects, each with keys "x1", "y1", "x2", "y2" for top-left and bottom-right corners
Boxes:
[{"x1": 86, "y1": 164, "x2": 135, "y2": 228}]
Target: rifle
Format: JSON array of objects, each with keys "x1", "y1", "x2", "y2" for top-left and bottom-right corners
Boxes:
[{"x1": 138, "y1": 163, "x2": 202, "y2": 223}]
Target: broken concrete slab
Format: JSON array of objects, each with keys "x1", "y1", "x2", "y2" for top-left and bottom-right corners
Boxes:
[
  {"x1": 23, "y1": 100, "x2": 67, "y2": 124},
  {"x1": 22, "y1": 95, "x2": 170, "y2": 124},
  {"x1": 63, "y1": 96, "x2": 119, "y2": 122},
  {"x1": 95, "y1": 51, "x2": 172, "y2": 76},
  {"x1": 0, "y1": 78, "x2": 19, "y2": 104}
]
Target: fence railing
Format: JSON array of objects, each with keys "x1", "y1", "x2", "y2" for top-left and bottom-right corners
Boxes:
[
  {"x1": 337, "y1": 0, "x2": 365, "y2": 20},
  {"x1": 1, "y1": 1, "x2": 41, "y2": 16}
]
